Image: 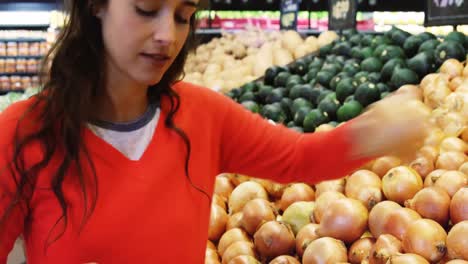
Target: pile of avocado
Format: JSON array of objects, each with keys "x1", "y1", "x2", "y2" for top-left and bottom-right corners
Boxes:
[{"x1": 226, "y1": 27, "x2": 468, "y2": 133}]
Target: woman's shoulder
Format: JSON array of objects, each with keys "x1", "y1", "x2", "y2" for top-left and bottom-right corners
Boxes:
[
  {"x1": 0, "y1": 96, "x2": 40, "y2": 141},
  {"x1": 172, "y1": 81, "x2": 234, "y2": 108}
]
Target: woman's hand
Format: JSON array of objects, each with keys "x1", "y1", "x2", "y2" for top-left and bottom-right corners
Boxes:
[{"x1": 347, "y1": 90, "x2": 432, "y2": 162}]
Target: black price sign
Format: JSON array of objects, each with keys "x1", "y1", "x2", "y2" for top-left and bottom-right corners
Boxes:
[
  {"x1": 425, "y1": 0, "x2": 468, "y2": 26},
  {"x1": 328, "y1": 0, "x2": 357, "y2": 30},
  {"x1": 280, "y1": 0, "x2": 300, "y2": 30}
]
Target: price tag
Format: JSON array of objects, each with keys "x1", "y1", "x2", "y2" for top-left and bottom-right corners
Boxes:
[
  {"x1": 280, "y1": 0, "x2": 300, "y2": 30},
  {"x1": 328, "y1": 0, "x2": 357, "y2": 30},
  {"x1": 425, "y1": 0, "x2": 468, "y2": 26}
]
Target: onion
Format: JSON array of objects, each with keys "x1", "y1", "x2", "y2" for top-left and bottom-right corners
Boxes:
[
  {"x1": 371, "y1": 156, "x2": 402, "y2": 178},
  {"x1": 410, "y1": 156, "x2": 435, "y2": 180},
  {"x1": 459, "y1": 162, "x2": 468, "y2": 175},
  {"x1": 295, "y1": 223, "x2": 320, "y2": 257},
  {"x1": 397, "y1": 84, "x2": 423, "y2": 101},
  {"x1": 241, "y1": 199, "x2": 276, "y2": 235},
  {"x1": 402, "y1": 219, "x2": 447, "y2": 262},
  {"x1": 207, "y1": 240, "x2": 217, "y2": 251},
  {"x1": 209, "y1": 205, "x2": 229, "y2": 241},
  {"x1": 424, "y1": 75, "x2": 451, "y2": 109},
  {"x1": 424, "y1": 169, "x2": 447, "y2": 187},
  {"x1": 405, "y1": 186, "x2": 450, "y2": 226},
  {"x1": 252, "y1": 179, "x2": 285, "y2": 199},
  {"x1": 216, "y1": 175, "x2": 235, "y2": 199},
  {"x1": 418, "y1": 145, "x2": 440, "y2": 162},
  {"x1": 382, "y1": 207, "x2": 421, "y2": 241},
  {"x1": 436, "y1": 112, "x2": 466, "y2": 137},
  {"x1": 228, "y1": 181, "x2": 268, "y2": 214},
  {"x1": 462, "y1": 128, "x2": 468, "y2": 142},
  {"x1": 382, "y1": 166, "x2": 423, "y2": 205},
  {"x1": 313, "y1": 191, "x2": 346, "y2": 223},
  {"x1": 345, "y1": 170, "x2": 382, "y2": 210},
  {"x1": 369, "y1": 234, "x2": 403, "y2": 264},
  {"x1": 229, "y1": 174, "x2": 250, "y2": 187},
  {"x1": 421, "y1": 73, "x2": 439, "y2": 90},
  {"x1": 226, "y1": 212, "x2": 244, "y2": 230},
  {"x1": 441, "y1": 137, "x2": 468, "y2": 153},
  {"x1": 227, "y1": 255, "x2": 261, "y2": 264},
  {"x1": 214, "y1": 194, "x2": 227, "y2": 211},
  {"x1": 446, "y1": 260, "x2": 468, "y2": 264},
  {"x1": 314, "y1": 178, "x2": 345, "y2": 197},
  {"x1": 253, "y1": 221, "x2": 295, "y2": 260},
  {"x1": 206, "y1": 248, "x2": 221, "y2": 264},
  {"x1": 316, "y1": 198, "x2": 369, "y2": 244},
  {"x1": 451, "y1": 187, "x2": 468, "y2": 224},
  {"x1": 279, "y1": 183, "x2": 315, "y2": 212},
  {"x1": 434, "y1": 170, "x2": 468, "y2": 197},
  {"x1": 447, "y1": 221, "x2": 468, "y2": 260},
  {"x1": 222, "y1": 241, "x2": 256, "y2": 264},
  {"x1": 268, "y1": 255, "x2": 301, "y2": 264},
  {"x1": 218, "y1": 228, "x2": 251, "y2": 257},
  {"x1": 282, "y1": 201, "x2": 315, "y2": 235},
  {"x1": 464, "y1": 62, "x2": 468, "y2": 77},
  {"x1": 449, "y1": 76, "x2": 464, "y2": 91},
  {"x1": 348, "y1": 237, "x2": 376, "y2": 264},
  {"x1": 386, "y1": 253, "x2": 429, "y2": 264},
  {"x1": 424, "y1": 128, "x2": 446, "y2": 147},
  {"x1": 440, "y1": 59, "x2": 464, "y2": 80},
  {"x1": 369, "y1": 201, "x2": 401, "y2": 238},
  {"x1": 302, "y1": 237, "x2": 348, "y2": 264}
]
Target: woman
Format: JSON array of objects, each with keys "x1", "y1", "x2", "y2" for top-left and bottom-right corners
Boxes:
[{"x1": 0, "y1": 0, "x2": 429, "y2": 263}]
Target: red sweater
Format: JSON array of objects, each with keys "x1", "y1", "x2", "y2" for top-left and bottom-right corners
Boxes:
[{"x1": 0, "y1": 82, "x2": 368, "y2": 263}]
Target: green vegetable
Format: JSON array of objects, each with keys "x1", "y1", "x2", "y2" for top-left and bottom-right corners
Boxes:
[
  {"x1": 241, "y1": 101, "x2": 261, "y2": 113},
  {"x1": 377, "y1": 83, "x2": 390, "y2": 93},
  {"x1": 294, "y1": 106, "x2": 313, "y2": 126},
  {"x1": 355, "y1": 82, "x2": 381, "y2": 107},
  {"x1": 332, "y1": 42, "x2": 352, "y2": 57},
  {"x1": 337, "y1": 100, "x2": 364, "y2": 122},
  {"x1": 318, "y1": 97, "x2": 341, "y2": 120},
  {"x1": 390, "y1": 67, "x2": 420, "y2": 90},
  {"x1": 381, "y1": 58, "x2": 407, "y2": 82},
  {"x1": 264, "y1": 66, "x2": 288, "y2": 85},
  {"x1": 354, "y1": 71, "x2": 370, "y2": 85},
  {"x1": 435, "y1": 41, "x2": 466, "y2": 65},
  {"x1": 417, "y1": 32, "x2": 437, "y2": 42},
  {"x1": 336, "y1": 77, "x2": 358, "y2": 103},
  {"x1": 407, "y1": 51, "x2": 436, "y2": 79},
  {"x1": 239, "y1": 91, "x2": 256, "y2": 102},
  {"x1": 274, "y1": 72, "x2": 291, "y2": 87},
  {"x1": 291, "y1": 98, "x2": 314, "y2": 114},
  {"x1": 361, "y1": 57, "x2": 384, "y2": 73},
  {"x1": 446, "y1": 31, "x2": 466, "y2": 44},
  {"x1": 262, "y1": 104, "x2": 287, "y2": 123},
  {"x1": 418, "y1": 39, "x2": 440, "y2": 53},
  {"x1": 303, "y1": 109, "x2": 330, "y2": 132},
  {"x1": 316, "y1": 71, "x2": 335, "y2": 87},
  {"x1": 403, "y1": 36, "x2": 424, "y2": 57},
  {"x1": 379, "y1": 45, "x2": 405, "y2": 63},
  {"x1": 343, "y1": 62, "x2": 360, "y2": 75}
]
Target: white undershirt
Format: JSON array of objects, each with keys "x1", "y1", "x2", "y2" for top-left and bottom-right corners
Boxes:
[{"x1": 87, "y1": 108, "x2": 160, "y2": 161}]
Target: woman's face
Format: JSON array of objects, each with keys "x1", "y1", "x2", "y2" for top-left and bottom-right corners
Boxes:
[{"x1": 98, "y1": 0, "x2": 198, "y2": 86}]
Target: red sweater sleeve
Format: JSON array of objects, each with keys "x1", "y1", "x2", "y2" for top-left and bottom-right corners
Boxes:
[{"x1": 219, "y1": 96, "x2": 370, "y2": 184}]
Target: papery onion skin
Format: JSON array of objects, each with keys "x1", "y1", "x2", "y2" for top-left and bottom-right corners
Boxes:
[
  {"x1": 424, "y1": 169, "x2": 447, "y2": 187},
  {"x1": 410, "y1": 156, "x2": 435, "y2": 180},
  {"x1": 440, "y1": 59, "x2": 464, "y2": 80},
  {"x1": 405, "y1": 186, "x2": 451, "y2": 226},
  {"x1": 346, "y1": 170, "x2": 382, "y2": 209},
  {"x1": 218, "y1": 228, "x2": 251, "y2": 257},
  {"x1": 279, "y1": 183, "x2": 315, "y2": 212},
  {"x1": 402, "y1": 219, "x2": 447, "y2": 263},
  {"x1": 222, "y1": 241, "x2": 256, "y2": 264},
  {"x1": 281, "y1": 201, "x2": 315, "y2": 235},
  {"x1": 314, "y1": 178, "x2": 345, "y2": 197},
  {"x1": 434, "y1": 170, "x2": 468, "y2": 197},
  {"x1": 382, "y1": 166, "x2": 423, "y2": 205},
  {"x1": 459, "y1": 162, "x2": 468, "y2": 175},
  {"x1": 302, "y1": 237, "x2": 348, "y2": 264},
  {"x1": 382, "y1": 207, "x2": 421, "y2": 241},
  {"x1": 313, "y1": 191, "x2": 346, "y2": 223},
  {"x1": 214, "y1": 194, "x2": 228, "y2": 211},
  {"x1": 253, "y1": 221, "x2": 295, "y2": 260},
  {"x1": 206, "y1": 248, "x2": 221, "y2": 264},
  {"x1": 369, "y1": 234, "x2": 403, "y2": 264},
  {"x1": 207, "y1": 240, "x2": 217, "y2": 251},
  {"x1": 268, "y1": 255, "x2": 301, "y2": 264},
  {"x1": 418, "y1": 145, "x2": 440, "y2": 163},
  {"x1": 436, "y1": 152, "x2": 467, "y2": 171},
  {"x1": 446, "y1": 260, "x2": 468, "y2": 264},
  {"x1": 295, "y1": 223, "x2": 320, "y2": 257},
  {"x1": 228, "y1": 181, "x2": 268, "y2": 214},
  {"x1": 369, "y1": 201, "x2": 401, "y2": 238},
  {"x1": 209, "y1": 205, "x2": 229, "y2": 242},
  {"x1": 440, "y1": 137, "x2": 468, "y2": 153},
  {"x1": 386, "y1": 253, "x2": 429, "y2": 264},
  {"x1": 446, "y1": 220, "x2": 468, "y2": 260},
  {"x1": 348, "y1": 237, "x2": 376, "y2": 264},
  {"x1": 216, "y1": 175, "x2": 235, "y2": 199},
  {"x1": 372, "y1": 156, "x2": 402, "y2": 178},
  {"x1": 450, "y1": 187, "x2": 468, "y2": 224},
  {"x1": 226, "y1": 212, "x2": 244, "y2": 230},
  {"x1": 227, "y1": 255, "x2": 261, "y2": 264},
  {"x1": 241, "y1": 198, "x2": 276, "y2": 235}
]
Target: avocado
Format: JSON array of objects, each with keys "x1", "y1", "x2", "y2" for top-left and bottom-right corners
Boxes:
[
  {"x1": 336, "y1": 77, "x2": 358, "y2": 103},
  {"x1": 435, "y1": 41, "x2": 466, "y2": 65},
  {"x1": 355, "y1": 82, "x2": 381, "y2": 107},
  {"x1": 337, "y1": 100, "x2": 364, "y2": 122},
  {"x1": 379, "y1": 45, "x2": 406, "y2": 63},
  {"x1": 303, "y1": 109, "x2": 330, "y2": 132},
  {"x1": 418, "y1": 39, "x2": 440, "y2": 53},
  {"x1": 361, "y1": 57, "x2": 384, "y2": 73},
  {"x1": 351, "y1": 46, "x2": 373, "y2": 60},
  {"x1": 343, "y1": 28, "x2": 359, "y2": 39},
  {"x1": 403, "y1": 36, "x2": 424, "y2": 57},
  {"x1": 289, "y1": 84, "x2": 303, "y2": 100},
  {"x1": 264, "y1": 66, "x2": 288, "y2": 85},
  {"x1": 390, "y1": 66, "x2": 420, "y2": 90},
  {"x1": 280, "y1": 97, "x2": 293, "y2": 119},
  {"x1": 381, "y1": 58, "x2": 407, "y2": 82},
  {"x1": 241, "y1": 100, "x2": 261, "y2": 113},
  {"x1": 407, "y1": 51, "x2": 436, "y2": 79},
  {"x1": 274, "y1": 72, "x2": 291, "y2": 87}
]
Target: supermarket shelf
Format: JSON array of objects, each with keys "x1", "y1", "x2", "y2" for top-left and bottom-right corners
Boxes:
[
  {"x1": 0, "y1": 72, "x2": 38, "y2": 77},
  {"x1": 0, "y1": 89, "x2": 24, "y2": 95},
  {"x1": 0, "y1": 38, "x2": 47, "y2": 43},
  {"x1": 0, "y1": 55, "x2": 43, "y2": 60}
]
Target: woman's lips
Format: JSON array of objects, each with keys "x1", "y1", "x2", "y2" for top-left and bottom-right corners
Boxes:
[{"x1": 140, "y1": 53, "x2": 171, "y2": 67}]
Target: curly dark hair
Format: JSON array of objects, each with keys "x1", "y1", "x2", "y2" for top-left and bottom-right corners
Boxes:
[{"x1": 0, "y1": 0, "x2": 206, "y2": 248}]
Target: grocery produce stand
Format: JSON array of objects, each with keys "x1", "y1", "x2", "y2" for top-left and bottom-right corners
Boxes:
[{"x1": 1, "y1": 1, "x2": 468, "y2": 264}]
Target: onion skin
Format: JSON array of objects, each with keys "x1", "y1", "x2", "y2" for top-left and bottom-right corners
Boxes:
[
  {"x1": 229, "y1": 174, "x2": 250, "y2": 187},
  {"x1": 459, "y1": 162, "x2": 468, "y2": 175},
  {"x1": 440, "y1": 59, "x2": 464, "y2": 80},
  {"x1": 207, "y1": 240, "x2": 217, "y2": 251},
  {"x1": 449, "y1": 76, "x2": 464, "y2": 91},
  {"x1": 206, "y1": 248, "x2": 221, "y2": 264},
  {"x1": 434, "y1": 170, "x2": 468, "y2": 197},
  {"x1": 405, "y1": 186, "x2": 451, "y2": 226},
  {"x1": 436, "y1": 152, "x2": 467, "y2": 171},
  {"x1": 446, "y1": 221, "x2": 468, "y2": 260},
  {"x1": 446, "y1": 260, "x2": 468, "y2": 264},
  {"x1": 215, "y1": 175, "x2": 235, "y2": 199},
  {"x1": 418, "y1": 145, "x2": 440, "y2": 163},
  {"x1": 218, "y1": 228, "x2": 251, "y2": 257},
  {"x1": 315, "y1": 178, "x2": 345, "y2": 197},
  {"x1": 382, "y1": 166, "x2": 423, "y2": 205},
  {"x1": 382, "y1": 207, "x2": 421, "y2": 241},
  {"x1": 214, "y1": 194, "x2": 228, "y2": 211},
  {"x1": 316, "y1": 198, "x2": 369, "y2": 244},
  {"x1": 450, "y1": 187, "x2": 468, "y2": 224},
  {"x1": 410, "y1": 156, "x2": 435, "y2": 180},
  {"x1": 424, "y1": 169, "x2": 447, "y2": 187},
  {"x1": 228, "y1": 181, "x2": 268, "y2": 214},
  {"x1": 279, "y1": 183, "x2": 315, "y2": 212},
  {"x1": 268, "y1": 255, "x2": 301, "y2": 264},
  {"x1": 252, "y1": 179, "x2": 285, "y2": 199},
  {"x1": 226, "y1": 212, "x2": 244, "y2": 230},
  {"x1": 386, "y1": 253, "x2": 429, "y2": 264},
  {"x1": 282, "y1": 201, "x2": 315, "y2": 235},
  {"x1": 227, "y1": 255, "x2": 261, "y2": 264},
  {"x1": 313, "y1": 191, "x2": 346, "y2": 223},
  {"x1": 402, "y1": 219, "x2": 447, "y2": 263},
  {"x1": 345, "y1": 170, "x2": 383, "y2": 210},
  {"x1": 348, "y1": 237, "x2": 376, "y2": 264},
  {"x1": 440, "y1": 137, "x2": 468, "y2": 153},
  {"x1": 241, "y1": 199, "x2": 276, "y2": 235},
  {"x1": 253, "y1": 221, "x2": 295, "y2": 261},
  {"x1": 209, "y1": 205, "x2": 229, "y2": 242},
  {"x1": 295, "y1": 223, "x2": 320, "y2": 257},
  {"x1": 371, "y1": 156, "x2": 402, "y2": 178},
  {"x1": 369, "y1": 201, "x2": 401, "y2": 238},
  {"x1": 302, "y1": 237, "x2": 348, "y2": 264},
  {"x1": 369, "y1": 234, "x2": 403, "y2": 264},
  {"x1": 222, "y1": 241, "x2": 256, "y2": 264}
]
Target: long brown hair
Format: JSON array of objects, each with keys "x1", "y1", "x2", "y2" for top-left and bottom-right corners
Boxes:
[{"x1": 0, "y1": 0, "x2": 206, "y2": 247}]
